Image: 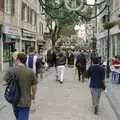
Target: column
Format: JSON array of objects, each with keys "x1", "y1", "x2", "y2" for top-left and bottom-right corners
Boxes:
[
  {"x1": 0, "y1": 35, "x2": 3, "y2": 72},
  {"x1": 110, "y1": 37, "x2": 113, "y2": 58},
  {"x1": 18, "y1": 0, "x2": 22, "y2": 51},
  {"x1": 115, "y1": 35, "x2": 118, "y2": 56}
]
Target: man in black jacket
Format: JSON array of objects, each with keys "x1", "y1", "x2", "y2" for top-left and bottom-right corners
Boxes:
[
  {"x1": 55, "y1": 48, "x2": 66, "y2": 84},
  {"x1": 76, "y1": 50, "x2": 86, "y2": 82}
]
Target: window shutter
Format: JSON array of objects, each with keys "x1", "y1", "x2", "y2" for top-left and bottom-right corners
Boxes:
[
  {"x1": 21, "y1": 2, "x2": 25, "y2": 20},
  {"x1": 0, "y1": 0, "x2": 4, "y2": 11},
  {"x1": 27, "y1": 6, "x2": 30, "y2": 22},
  {"x1": 35, "y1": 12, "x2": 37, "y2": 25},
  {"x1": 11, "y1": 0, "x2": 15, "y2": 15},
  {"x1": 30, "y1": 9, "x2": 32, "y2": 24}
]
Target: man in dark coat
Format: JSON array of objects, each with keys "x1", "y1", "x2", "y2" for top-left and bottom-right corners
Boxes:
[{"x1": 76, "y1": 50, "x2": 86, "y2": 82}]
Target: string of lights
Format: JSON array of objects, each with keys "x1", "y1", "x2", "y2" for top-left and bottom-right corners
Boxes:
[
  {"x1": 39, "y1": 0, "x2": 107, "y2": 22},
  {"x1": 39, "y1": 0, "x2": 65, "y2": 10}
]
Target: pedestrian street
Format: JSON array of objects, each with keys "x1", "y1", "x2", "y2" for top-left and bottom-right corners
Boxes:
[
  {"x1": 30, "y1": 68, "x2": 118, "y2": 120},
  {"x1": 0, "y1": 68, "x2": 118, "y2": 120}
]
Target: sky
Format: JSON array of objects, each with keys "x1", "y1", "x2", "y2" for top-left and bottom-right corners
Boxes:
[{"x1": 87, "y1": 0, "x2": 95, "y2": 5}]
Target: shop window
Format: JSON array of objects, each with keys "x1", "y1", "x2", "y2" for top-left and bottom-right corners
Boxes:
[
  {"x1": 3, "y1": 44, "x2": 11, "y2": 62},
  {"x1": 3, "y1": 35, "x2": 15, "y2": 63}
]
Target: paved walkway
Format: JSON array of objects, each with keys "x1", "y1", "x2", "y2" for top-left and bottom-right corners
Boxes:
[
  {"x1": 0, "y1": 68, "x2": 118, "y2": 120},
  {"x1": 106, "y1": 79, "x2": 120, "y2": 120},
  {"x1": 30, "y1": 68, "x2": 117, "y2": 120}
]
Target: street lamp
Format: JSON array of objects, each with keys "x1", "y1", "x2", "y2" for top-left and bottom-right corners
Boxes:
[
  {"x1": 91, "y1": 26, "x2": 97, "y2": 51},
  {"x1": 106, "y1": 0, "x2": 110, "y2": 78}
]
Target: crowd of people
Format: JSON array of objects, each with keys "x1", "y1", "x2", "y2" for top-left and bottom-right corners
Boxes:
[{"x1": 3, "y1": 46, "x2": 120, "y2": 119}]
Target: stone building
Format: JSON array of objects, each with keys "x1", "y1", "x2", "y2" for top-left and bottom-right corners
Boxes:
[
  {"x1": 0, "y1": 0, "x2": 48, "y2": 71},
  {"x1": 97, "y1": 0, "x2": 120, "y2": 58},
  {"x1": 0, "y1": 0, "x2": 20, "y2": 71},
  {"x1": 20, "y1": 0, "x2": 38, "y2": 53}
]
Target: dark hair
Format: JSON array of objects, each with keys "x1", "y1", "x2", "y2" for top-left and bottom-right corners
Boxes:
[
  {"x1": 28, "y1": 47, "x2": 35, "y2": 53},
  {"x1": 92, "y1": 57, "x2": 99, "y2": 64},
  {"x1": 17, "y1": 52, "x2": 26, "y2": 64}
]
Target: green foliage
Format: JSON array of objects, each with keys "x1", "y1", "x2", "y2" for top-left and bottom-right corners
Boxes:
[
  {"x1": 40, "y1": 0, "x2": 92, "y2": 25},
  {"x1": 60, "y1": 25, "x2": 76, "y2": 37},
  {"x1": 91, "y1": 37, "x2": 97, "y2": 50},
  {"x1": 103, "y1": 20, "x2": 120, "y2": 29},
  {"x1": 39, "y1": 0, "x2": 92, "y2": 47},
  {"x1": 103, "y1": 22, "x2": 116, "y2": 29}
]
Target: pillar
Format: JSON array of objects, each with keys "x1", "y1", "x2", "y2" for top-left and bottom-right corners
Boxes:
[{"x1": 0, "y1": 34, "x2": 3, "y2": 72}]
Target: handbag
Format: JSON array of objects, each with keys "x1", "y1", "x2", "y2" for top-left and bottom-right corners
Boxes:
[{"x1": 101, "y1": 80, "x2": 106, "y2": 90}]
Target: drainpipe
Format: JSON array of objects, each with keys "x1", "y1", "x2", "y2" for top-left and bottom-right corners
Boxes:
[{"x1": 18, "y1": 0, "x2": 22, "y2": 51}]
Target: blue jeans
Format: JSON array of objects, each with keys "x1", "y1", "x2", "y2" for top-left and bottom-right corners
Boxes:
[{"x1": 12, "y1": 105, "x2": 30, "y2": 120}]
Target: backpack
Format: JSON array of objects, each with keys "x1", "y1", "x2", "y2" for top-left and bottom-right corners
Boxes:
[
  {"x1": 28, "y1": 55, "x2": 34, "y2": 68},
  {"x1": 4, "y1": 67, "x2": 21, "y2": 105},
  {"x1": 91, "y1": 52, "x2": 98, "y2": 59},
  {"x1": 75, "y1": 54, "x2": 84, "y2": 69}
]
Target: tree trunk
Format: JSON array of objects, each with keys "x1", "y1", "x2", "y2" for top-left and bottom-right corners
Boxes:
[
  {"x1": 52, "y1": 37, "x2": 56, "y2": 49},
  {"x1": 51, "y1": 23, "x2": 58, "y2": 49}
]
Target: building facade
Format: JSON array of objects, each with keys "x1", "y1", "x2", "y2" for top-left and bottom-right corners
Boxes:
[
  {"x1": 0, "y1": 0, "x2": 20, "y2": 71},
  {"x1": 20, "y1": 0, "x2": 38, "y2": 53},
  {"x1": 97, "y1": 0, "x2": 120, "y2": 58},
  {"x1": 0, "y1": 0, "x2": 48, "y2": 71}
]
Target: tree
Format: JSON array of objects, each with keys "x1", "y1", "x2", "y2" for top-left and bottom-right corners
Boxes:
[
  {"x1": 103, "y1": 20, "x2": 120, "y2": 29},
  {"x1": 39, "y1": 0, "x2": 92, "y2": 49}
]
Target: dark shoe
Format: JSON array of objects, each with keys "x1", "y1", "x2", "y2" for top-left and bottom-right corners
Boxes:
[
  {"x1": 59, "y1": 81, "x2": 63, "y2": 84},
  {"x1": 94, "y1": 106, "x2": 98, "y2": 115}
]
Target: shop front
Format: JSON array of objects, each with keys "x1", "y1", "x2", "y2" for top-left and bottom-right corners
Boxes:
[
  {"x1": 22, "y1": 41, "x2": 35, "y2": 54},
  {"x1": 1, "y1": 24, "x2": 20, "y2": 71},
  {"x1": 21, "y1": 28, "x2": 37, "y2": 54}
]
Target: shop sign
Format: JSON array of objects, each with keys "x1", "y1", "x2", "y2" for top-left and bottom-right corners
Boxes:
[
  {"x1": 2, "y1": 24, "x2": 19, "y2": 36},
  {"x1": 21, "y1": 29, "x2": 36, "y2": 39}
]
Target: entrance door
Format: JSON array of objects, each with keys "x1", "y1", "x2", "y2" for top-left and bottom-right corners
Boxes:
[
  {"x1": 3, "y1": 42, "x2": 15, "y2": 66},
  {"x1": 10, "y1": 43, "x2": 16, "y2": 52}
]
